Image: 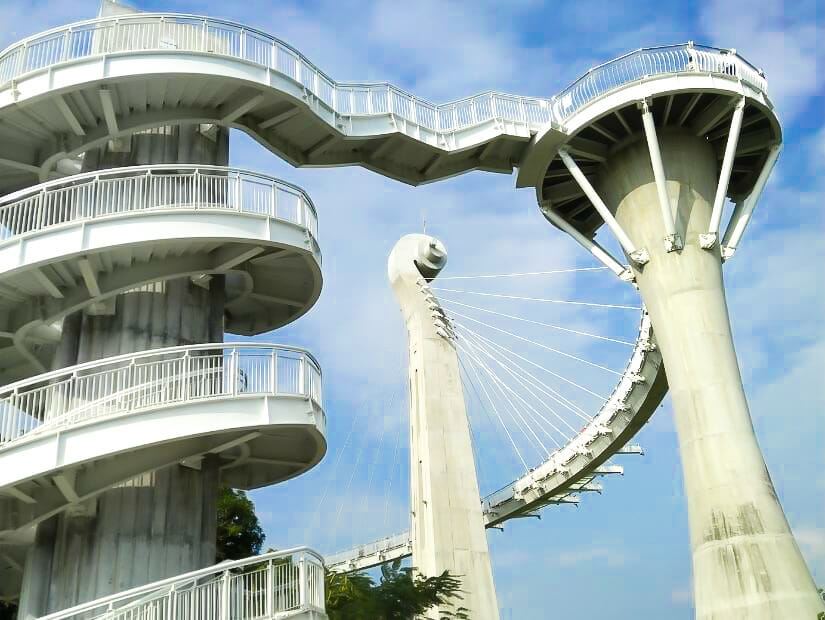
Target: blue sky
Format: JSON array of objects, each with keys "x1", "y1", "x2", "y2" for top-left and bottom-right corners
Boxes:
[{"x1": 1, "y1": 1, "x2": 822, "y2": 617}]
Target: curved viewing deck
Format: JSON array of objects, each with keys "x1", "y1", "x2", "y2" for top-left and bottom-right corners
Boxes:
[
  {"x1": 0, "y1": 14, "x2": 770, "y2": 189},
  {"x1": 0, "y1": 164, "x2": 319, "y2": 244},
  {"x1": 0, "y1": 165, "x2": 322, "y2": 384},
  {"x1": 0, "y1": 342, "x2": 325, "y2": 536}
]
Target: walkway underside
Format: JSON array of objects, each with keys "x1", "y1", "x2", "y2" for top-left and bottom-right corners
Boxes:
[{"x1": 0, "y1": 66, "x2": 532, "y2": 195}]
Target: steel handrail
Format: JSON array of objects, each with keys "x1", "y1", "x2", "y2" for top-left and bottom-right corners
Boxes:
[
  {"x1": 0, "y1": 342, "x2": 321, "y2": 393},
  {"x1": 39, "y1": 546, "x2": 326, "y2": 620},
  {"x1": 551, "y1": 43, "x2": 768, "y2": 122},
  {"x1": 0, "y1": 164, "x2": 319, "y2": 244},
  {"x1": 0, "y1": 342, "x2": 323, "y2": 447},
  {"x1": 0, "y1": 15, "x2": 767, "y2": 136},
  {"x1": 480, "y1": 309, "x2": 652, "y2": 512},
  {"x1": 0, "y1": 12, "x2": 552, "y2": 134}
]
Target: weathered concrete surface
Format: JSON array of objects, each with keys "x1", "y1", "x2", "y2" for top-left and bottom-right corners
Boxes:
[
  {"x1": 17, "y1": 125, "x2": 229, "y2": 618},
  {"x1": 389, "y1": 234, "x2": 500, "y2": 620},
  {"x1": 596, "y1": 129, "x2": 823, "y2": 619}
]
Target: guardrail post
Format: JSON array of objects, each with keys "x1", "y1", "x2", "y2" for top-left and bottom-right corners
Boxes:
[
  {"x1": 167, "y1": 587, "x2": 175, "y2": 620},
  {"x1": 193, "y1": 169, "x2": 200, "y2": 209},
  {"x1": 298, "y1": 554, "x2": 307, "y2": 610},
  {"x1": 183, "y1": 351, "x2": 190, "y2": 401},
  {"x1": 234, "y1": 171, "x2": 241, "y2": 210},
  {"x1": 61, "y1": 29, "x2": 70, "y2": 63},
  {"x1": 298, "y1": 356, "x2": 306, "y2": 397},
  {"x1": 266, "y1": 558, "x2": 274, "y2": 616},
  {"x1": 270, "y1": 350, "x2": 277, "y2": 394},
  {"x1": 220, "y1": 570, "x2": 231, "y2": 620},
  {"x1": 230, "y1": 349, "x2": 238, "y2": 396}
]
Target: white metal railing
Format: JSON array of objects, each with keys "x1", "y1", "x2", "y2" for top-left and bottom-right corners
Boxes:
[
  {"x1": 552, "y1": 43, "x2": 768, "y2": 122},
  {"x1": 0, "y1": 15, "x2": 768, "y2": 136},
  {"x1": 325, "y1": 532, "x2": 411, "y2": 571},
  {"x1": 39, "y1": 547, "x2": 326, "y2": 620},
  {"x1": 0, "y1": 13, "x2": 553, "y2": 134},
  {"x1": 480, "y1": 309, "x2": 653, "y2": 515},
  {"x1": 0, "y1": 165, "x2": 318, "y2": 244},
  {"x1": 0, "y1": 343, "x2": 322, "y2": 447}
]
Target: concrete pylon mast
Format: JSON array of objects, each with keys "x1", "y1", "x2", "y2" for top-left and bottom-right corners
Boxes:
[
  {"x1": 518, "y1": 50, "x2": 823, "y2": 618},
  {"x1": 389, "y1": 234, "x2": 500, "y2": 620}
]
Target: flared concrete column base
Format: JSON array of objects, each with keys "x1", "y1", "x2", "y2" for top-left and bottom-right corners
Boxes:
[{"x1": 596, "y1": 129, "x2": 823, "y2": 618}]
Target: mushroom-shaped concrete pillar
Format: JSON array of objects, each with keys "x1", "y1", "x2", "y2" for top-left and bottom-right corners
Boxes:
[{"x1": 388, "y1": 234, "x2": 500, "y2": 620}]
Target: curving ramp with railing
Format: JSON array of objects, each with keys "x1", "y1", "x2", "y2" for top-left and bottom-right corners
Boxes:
[
  {"x1": 0, "y1": 165, "x2": 321, "y2": 384},
  {"x1": 0, "y1": 13, "x2": 770, "y2": 190},
  {"x1": 38, "y1": 547, "x2": 326, "y2": 620}
]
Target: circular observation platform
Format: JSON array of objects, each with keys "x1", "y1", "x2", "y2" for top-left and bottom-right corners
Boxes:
[
  {"x1": 0, "y1": 165, "x2": 321, "y2": 384},
  {"x1": 0, "y1": 343, "x2": 326, "y2": 542},
  {"x1": 515, "y1": 44, "x2": 781, "y2": 245}
]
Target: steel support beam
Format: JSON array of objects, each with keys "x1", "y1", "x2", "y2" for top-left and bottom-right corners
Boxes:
[
  {"x1": 99, "y1": 88, "x2": 119, "y2": 135},
  {"x1": 54, "y1": 96, "x2": 86, "y2": 137},
  {"x1": 640, "y1": 101, "x2": 681, "y2": 251},
  {"x1": 701, "y1": 98, "x2": 745, "y2": 249},
  {"x1": 220, "y1": 93, "x2": 266, "y2": 124},
  {"x1": 258, "y1": 106, "x2": 300, "y2": 129},
  {"x1": 541, "y1": 204, "x2": 633, "y2": 281},
  {"x1": 558, "y1": 148, "x2": 648, "y2": 265},
  {"x1": 721, "y1": 144, "x2": 782, "y2": 259},
  {"x1": 33, "y1": 269, "x2": 63, "y2": 299},
  {"x1": 77, "y1": 258, "x2": 101, "y2": 298}
]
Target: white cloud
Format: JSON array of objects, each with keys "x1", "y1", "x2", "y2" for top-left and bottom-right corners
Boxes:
[
  {"x1": 699, "y1": 0, "x2": 824, "y2": 120},
  {"x1": 796, "y1": 528, "x2": 825, "y2": 563},
  {"x1": 557, "y1": 543, "x2": 631, "y2": 568},
  {"x1": 671, "y1": 587, "x2": 692, "y2": 604}
]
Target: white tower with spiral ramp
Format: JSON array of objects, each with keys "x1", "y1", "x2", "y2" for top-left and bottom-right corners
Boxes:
[
  {"x1": 0, "y1": 2, "x2": 327, "y2": 618},
  {"x1": 517, "y1": 45, "x2": 823, "y2": 618},
  {"x1": 389, "y1": 234, "x2": 499, "y2": 620}
]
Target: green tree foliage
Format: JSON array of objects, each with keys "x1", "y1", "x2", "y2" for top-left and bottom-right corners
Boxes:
[
  {"x1": 325, "y1": 559, "x2": 468, "y2": 620},
  {"x1": 216, "y1": 486, "x2": 265, "y2": 561}
]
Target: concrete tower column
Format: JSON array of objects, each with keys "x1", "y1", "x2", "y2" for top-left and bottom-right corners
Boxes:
[
  {"x1": 388, "y1": 234, "x2": 500, "y2": 620},
  {"x1": 595, "y1": 129, "x2": 823, "y2": 618},
  {"x1": 17, "y1": 124, "x2": 230, "y2": 618}
]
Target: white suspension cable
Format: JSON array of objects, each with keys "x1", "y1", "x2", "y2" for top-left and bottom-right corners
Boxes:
[
  {"x1": 383, "y1": 404, "x2": 403, "y2": 530},
  {"x1": 457, "y1": 338, "x2": 557, "y2": 454},
  {"x1": 440, "y1": 297, "x2": 635, "y2": 345},
  {"x1": 462, "y1": 346, "x2": 529, "y2": 470},
  {"x1": 459, "y1": 337, "x2": 571, "y2": 446},
  {"x1": 449, "y1": 310, "x2": 626, "y2": 377},
  {"x1": 461, "y1": 329, "x2": 582, "y2": 437},
  {"x1": 307, "y1": 392, "x2": 368, "y2": 541},
  {"x1": 437, "y1": 266, "x2": 608, "y2": 280},
  {"x1": 456, "y1": 355, "x2": 491, "y2": 493},
  {"x1": 430, "y1": 288, "x2": 641, "y2": 310},
  {"x1": 364, "y1": 388, "x2": 395, "y2": 517},
  {"x1": 456, "y1": 323, "x2": 606, "y2": 422},
  {"x1": 452, "y1": 320, "x2": 608, "y2": 400},
  {"x1": 332, "y1": 403, "x2": 374, "y2": 541}
]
